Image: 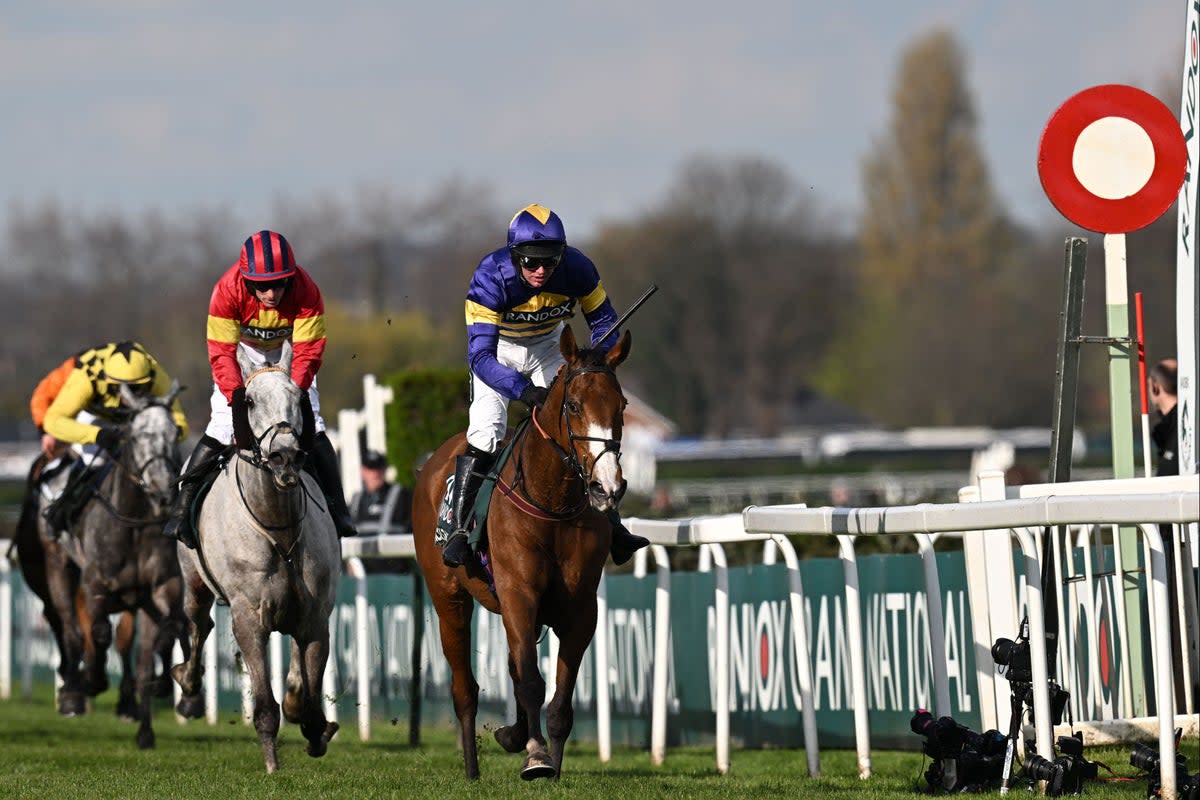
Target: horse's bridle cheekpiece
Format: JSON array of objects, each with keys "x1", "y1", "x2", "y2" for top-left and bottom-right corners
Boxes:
[{"x1": 518, "y1": 364, "x2": 622, "y2": 518}]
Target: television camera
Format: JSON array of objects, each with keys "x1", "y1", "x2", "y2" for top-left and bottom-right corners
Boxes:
[
  {"x1": 910, "y1": 709, "x2": 1007, "y2": 793},
  {"x1": 1130, "y1": 733, "x2": 1200, "y2": 800}
]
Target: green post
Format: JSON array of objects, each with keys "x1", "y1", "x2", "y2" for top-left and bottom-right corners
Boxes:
[{"x1": 1103, "y1": 233, "x2": 1146, "y2": 715}]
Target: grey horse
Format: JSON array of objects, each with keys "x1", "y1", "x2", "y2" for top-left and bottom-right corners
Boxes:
[
  {"x1": 172, "y1": 340, "x2": 340, "y2": 773},
  {"x1": 74, "y1": 382, "x2": 191, "y2": 749}
]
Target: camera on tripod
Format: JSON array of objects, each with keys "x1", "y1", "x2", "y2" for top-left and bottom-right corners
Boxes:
[
  {"x1": 991, "y1": 633, "x2": 1071, "y2": 726},
  {"x1": 1130, "y1": 733, "x2": 1200, "y2": 800},
  {"x1": 1021, "y1": 733, "x2": 1098, "y2": 796},
  {"x1": 910, "y1": 709, "x2": 1007, "y2": 793},
  {"x1": 992, "y1": 636, "x2": 1033, "y2": 683}
]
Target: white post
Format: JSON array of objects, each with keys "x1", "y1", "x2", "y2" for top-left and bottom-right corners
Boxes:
[
  {"x1": 0, "y1": 555, "x2": 10, "y2": 700},
  {"x1": 594, "y1": 574, "x2": 611, "y2": 763},
  {"x1": 270, "y1": 632, "x2": 284, "y2": 724},
  {"x1": 205, "y1": 606, "x2": 218, "y2": 725},
  {"x1": 837, "y1": 534, "x2": 871, "y2": 779},
  {"x1": 347, "y1": 557, "x2": 371, "y2": 742},
  {"x1": 914, "y1": 533, "x2": 952, "y2": 718},
  {"x1": 708, "y1": 543, "x2": 730, "y2": 775},
  {"x1": 771, "y1": 534, "x2": 820, "y2": 777},
  {"x1": 649, "y1": 545, "x2": 671, "y2": 766}
]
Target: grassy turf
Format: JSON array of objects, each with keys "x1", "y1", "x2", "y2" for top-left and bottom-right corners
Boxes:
[{"x1": 0, "y1": 686, "x2": 1184, "y2": 800}]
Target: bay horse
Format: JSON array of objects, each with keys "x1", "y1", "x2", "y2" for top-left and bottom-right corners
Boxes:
[
  {"x1": 172, "y1": 340, "x2": 340, "y2": 773},
  {"x1": 413, "y1": 325, "x2": 631, "y2": 781},
  {"x1": 12, "y1": 457, "x2": 145, "y2": 719},
  {"x1": 74, "y1": 383, "x2": 192, "y2": 749}
]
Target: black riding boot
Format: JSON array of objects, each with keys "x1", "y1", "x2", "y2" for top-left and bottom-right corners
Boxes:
[
  {"x1": 42, "y1": 459, "x2": 92, "y2": 537},
  {"x1": 442, "y1": 446, "x2": 495, "y2": 568},
  {"x1": 607, "y1": 508, "x2": 649, "y2": 566},
  {"x1": 163, "y1": 435, "x2": 225, "y2": 549},
  {"x1": 310, "y1": 432, "x2": 358, "y2": 538}
]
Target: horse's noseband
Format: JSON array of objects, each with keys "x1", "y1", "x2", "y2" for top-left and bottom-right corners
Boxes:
[{"x1": 241, "y1": 421, "x2": 302, "y2": 472}]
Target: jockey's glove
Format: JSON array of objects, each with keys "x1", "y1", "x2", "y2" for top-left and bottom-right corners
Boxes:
[
  {"x1": 95, "y1": 426, "x2": 122, "y2": 454},
  {"x1": 519, "y1": 385, "x2": 549, "y2": 409},
  {"x1": 231, "y1": 387, "x2": 254, "y2": 448}
]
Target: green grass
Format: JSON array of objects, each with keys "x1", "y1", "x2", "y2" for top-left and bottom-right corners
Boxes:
[{"x1": 0, "y1": 686, "x2": 1184, "y2": 799}]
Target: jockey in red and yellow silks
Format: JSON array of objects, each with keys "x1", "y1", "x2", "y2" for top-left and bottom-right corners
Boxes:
[
  {"x1": 162, "y1": 230, "x2": 357, "y2": 548},
  {"x1": 205, "y1": 258, "x2": 326, "y2": 403}
]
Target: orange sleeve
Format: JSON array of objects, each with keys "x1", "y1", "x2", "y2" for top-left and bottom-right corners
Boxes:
[{"x1": 30, "y1": 358, "x2": 76, "y2": 431}]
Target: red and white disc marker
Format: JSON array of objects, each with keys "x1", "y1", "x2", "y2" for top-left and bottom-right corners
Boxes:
[{"x1": 1038, "y1": 84, "x2": 1187, "y2": 233}]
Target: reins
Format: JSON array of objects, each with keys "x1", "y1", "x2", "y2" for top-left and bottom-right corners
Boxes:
[
  {"x1": 232, "y1": 455, "x2": 313, "y2": 563},
  {"x1": 501, "y1": 363, "x2": 623, "y2": 520},
  {"x1": 225, "y1": 365, "x2": 320, "y2": 563},
  {"x1": 90, "y1": 403, "x2": 183, "y2": 529}
]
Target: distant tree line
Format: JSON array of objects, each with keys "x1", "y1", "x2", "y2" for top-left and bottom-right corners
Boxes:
[{"x1": 0, "y1": 29, "x2": 1181, "y2": 442}]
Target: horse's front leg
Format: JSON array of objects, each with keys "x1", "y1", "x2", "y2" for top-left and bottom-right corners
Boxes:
[
  {"x1": 133, "y1": 609, "x2": 161, "y2": 750},
  {"x1": 171, "y1": 566, "x2": 213, "y2": 720},
  {"x1": 437, "y1": 591, "x2": 481, "y2": 779},
  {"x1": 501, "y1": 607, "x2": 555, "y2": 780},
  {"x1": 288, "y1": 635, "x2": 339, "y2": 758},
  {"x1": 547, "y1": 598, "x2": 598, "y2": 775},
  {"x1": 81, "y1": 576, "x2": 113, "y2": 698},
  {"x1": 230, "y1": 610, "x2": 279, "y2": 773},
  {"x1": 114, "y1": 611, "x2": 137, "y2": 719},
  {"x1": 494, "y1": 652, "x2": 530, "y2": 753},
  {"x1": 44, "y1": 549, "x2": 86, "y2": 715}
]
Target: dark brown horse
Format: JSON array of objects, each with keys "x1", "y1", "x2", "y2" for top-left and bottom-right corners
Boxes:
[
  {"x1": 14, "y1": 454, "x2": 156, "y2": 719},
  {"x1": 413, "y1": 325, "x2": 631, "y2": 781},
  {"x1": 72, "y1": 385, "x2": 191, "y2": 749}
]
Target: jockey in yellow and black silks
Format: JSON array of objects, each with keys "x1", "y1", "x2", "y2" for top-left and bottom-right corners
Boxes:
[
  {"x1": 42, "y1": 341, "x2": 188, "y2": 450},
  {"x1": 38, "y1": 341, "x2": 188, "y2": 534}
]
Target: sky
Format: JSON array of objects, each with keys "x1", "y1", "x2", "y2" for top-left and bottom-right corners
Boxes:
[{"x1": 0, "y1": 1, "x2": 1184, "y2": 240}]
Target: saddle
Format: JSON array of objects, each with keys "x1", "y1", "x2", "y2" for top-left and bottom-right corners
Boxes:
[{"x1": 435, "y1": 418, "x2": 529, "y2": 552}]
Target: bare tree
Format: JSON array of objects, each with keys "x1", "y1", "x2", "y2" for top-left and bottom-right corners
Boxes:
[{"x1": 591, "y1": 155, "x2": 852, "y2": 437}]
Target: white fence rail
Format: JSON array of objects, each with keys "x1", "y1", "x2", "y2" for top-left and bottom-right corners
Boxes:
[{"x1": 1, "y1": 478, "x2": 1196, "y2": 796}]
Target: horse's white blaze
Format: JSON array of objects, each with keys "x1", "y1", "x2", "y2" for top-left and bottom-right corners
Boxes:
[{"x1": 587, "y1": 423, "x2": 620, "y2": 493}]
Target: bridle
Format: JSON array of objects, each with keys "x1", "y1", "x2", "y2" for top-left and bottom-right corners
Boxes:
[
  {"x1": 237, "y1": 366, "x2": 307, "y2": 471},
  {"x1": 95, "y1": 401, "x2": 183, "y2": 527},
  {"x1": 231, "y1": 365, "x2": 318, "y2": 552},
  {"x1": 509, "y1": 363, "x2": 624, "y2": 518}
]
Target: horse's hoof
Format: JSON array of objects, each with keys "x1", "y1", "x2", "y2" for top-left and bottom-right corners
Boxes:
[
  {"x1": 116, "y1": 697, "x2": 138, "y2": 722},
  {"x1": 494, "y1": 725, "x2": 526, "y2": 754},
  {"x1": 58, "y1": 692, "x2": 86, "y2": 717},
  {"x1": 176, "y1": 693, "x2": 205, "y2": 720},
  {"x1": 82, "y1": 675, "x2": 109, "y2": 697},
  {"x1": 521, "y1": 754, "x2": 557, "y2": 781},
  {"x1": 137, "y1": 728, "x2": 155, "y2": 750},
  {"x1": 306, "y1": 720, "x2": 338, "y2": 758}
]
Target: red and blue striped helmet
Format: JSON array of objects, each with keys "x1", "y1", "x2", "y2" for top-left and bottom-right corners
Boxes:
[
  {"x1": 239, "y1": 230, "x2": 298, "y2": 282},
  {"x1": 507, "y1": 204, "x2": 566, "y2": 258}
]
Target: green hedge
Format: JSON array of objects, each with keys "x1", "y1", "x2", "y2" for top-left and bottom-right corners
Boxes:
[{"x1": 381, "y1": 367, "x2": 471, "y2": 488}]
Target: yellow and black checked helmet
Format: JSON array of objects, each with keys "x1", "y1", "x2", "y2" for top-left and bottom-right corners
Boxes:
[{"x1": 103, "y1": 341, "x2": 154, "y2": 388}]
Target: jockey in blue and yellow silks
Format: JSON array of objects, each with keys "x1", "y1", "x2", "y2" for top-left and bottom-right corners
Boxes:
[
  {"x1": 162, "y1": 230, "x2": 356, "y2": 548},
  {"x1": 441, "y1": 204, "x2": 648, "y2": 569}
]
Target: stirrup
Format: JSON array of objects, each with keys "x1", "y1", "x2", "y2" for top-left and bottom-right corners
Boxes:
[{"x1": 442, "y1": 532, "x2": 472, "y2": 568}]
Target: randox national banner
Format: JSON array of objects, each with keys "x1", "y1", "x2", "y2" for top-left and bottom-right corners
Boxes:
[{"x1": 4, "y1": 547, "x2": 1138, "y2": 749}]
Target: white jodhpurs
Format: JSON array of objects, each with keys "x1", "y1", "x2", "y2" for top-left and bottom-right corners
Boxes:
[{"x1": 467, "y1": 328, "x2": 566, "y2": 453}]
